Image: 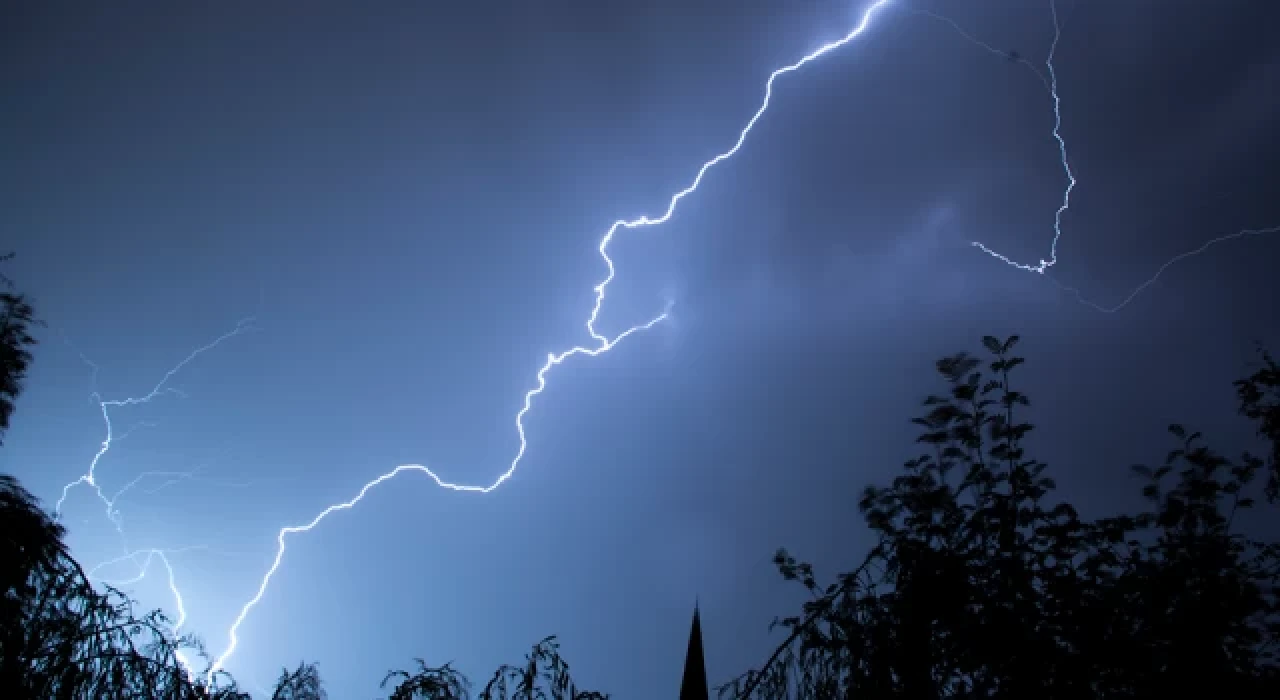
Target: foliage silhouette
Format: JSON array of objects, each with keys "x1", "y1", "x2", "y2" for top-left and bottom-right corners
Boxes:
[
  {"x1": 381, "y1": 658, "x2": 470, "y2": 700},
  {"x1": 0, "y1": 473, "x2": 251, "y2": 698},
  {"x1": 1235, "y1": 346, "x2": 1280, "y2": 501},
  {"x1": 0, "y1": 472, "x2": 611, "y2": 698},
  {"x1": 270, "y1": 661, "x2": 327, "y2": 700},
  {"x1": 0, "y1": 252, "x2": 42, "y2": 444},
  {"x1": 1, "y1": 466, "x2": 606, "y2": 699},
  {"x1": 0, "y1": 273, "x2": 249, "y2": 698},
  {"x1": 0, "y1": 253, "x2": 607, "y2": 699},
  {"x1": 722, "y1": 335, "x2": 1280, "y2": 699},
  {"x1": 379, "y1": 636, "x2": 608, "y2": 700}
]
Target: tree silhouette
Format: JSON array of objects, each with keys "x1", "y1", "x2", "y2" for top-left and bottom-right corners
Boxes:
[
  {"x1": 0, "y1": 252, "x2": 41, "y2": 444},
  {"x1": 722, "y1": 335, "x2": 1280, "y2": 698},
  {"x1": 0, "y1": 471, "x2": 252, "y2": 698},
  {"x1": 379, "y1": 636, "x2": 608, "y2": 700},
  {"x1": 1, "y1": 475, "x2": 70, "y2": 623},
  {"x1": 1235, "y1": 347, "x2": 1280, "y2": 501},
  {"x1": 0, "y1": 271, "x2": 608, "y2": 697},
  {"x1": 0, "y1": 271, "x2": 251, "y2": 698},
  {"x1": 270, "y1": 661, "x2": 327, "y2": 700},
  {"x1": 381, "y1": 658, "x2": 470, "y2": 700},
  {"x1": 475, "y1": 636, "x2": 607, "y2": 700}
]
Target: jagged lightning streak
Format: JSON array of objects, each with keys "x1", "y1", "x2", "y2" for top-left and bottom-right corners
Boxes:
[
  {"x1": 88, "y1": 546, "x2": 200, "y2": 638},
  {"x1": 1051, "y1": 225, "x2": 1280, "y2": 313},
  {"x1": 88, "y1": 545, "x2": 208, "y2": 584},
  {"x1": 209, "y1": 0, "x2": 898, "y2": 677},
  {"x1": 910, "y1": 7, "x2": 1051, "y2": 92},
  {"x1": 99, "y1": 461, "x2": 240, "y2": 528},
  {"x1": 948, "y1": 0, "x2": 1278, "y2": 311},
  {"x1": 966, "y1": 0, "x2": 1074, "y2": 276},
  {"x1": 211, "y1": 315, "x2": 672, "y2": 678},
  {"x1": 55, "y1": 318, "x2": 257, "y2": 519},
  {"x1": 99, "y1": 447, "x2": 253, "y2": 520},
  {"x1": 88, "y1": 542, "x2": 258, "y2": 676},
  {"x1": 54, "y1": 320, "x2": 255, "y2": 678},
  {"x1": 88, "y1": 546, "x2": 202, "y2": 674}
]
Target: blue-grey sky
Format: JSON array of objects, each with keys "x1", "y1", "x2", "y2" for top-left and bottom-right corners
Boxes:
[{"x1": 3, "y1": 0, "x2": 1279, "y2": 696}]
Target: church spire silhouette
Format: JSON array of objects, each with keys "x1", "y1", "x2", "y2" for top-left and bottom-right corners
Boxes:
[{"x1": 680, "y1": 600, "x2": 709, "y2": 700}]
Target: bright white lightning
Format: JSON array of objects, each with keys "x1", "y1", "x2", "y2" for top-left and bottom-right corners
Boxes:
[
  {"x1": 209, "y1": 0, "x2": 898, "y2": 677},
  {"x1": 210, "y1": 310, "x2": 670, "y2": 677},
  {"x1": 949, "y1": 0, "x2": 1278, "y2": 311},
  {"x1": 55, "y1": 318, "x2": 257, "y2": 519},
  {"x1": 53, "y1": 320, "x2": 255, "y2": 679},
  {"x1": 88, "y1": 545, "x2": 206, "y2": 584},
  {"x1": 87, "y1": 547, "x2": 198, "y2": 645},
  {"x1": 48, "y1": 0, "x2": 1273, "y2": 683},
  {"x1": 967, "y1": 0, "x2": 1075, "y2": 276},
  {"x1": 87, "y1": 546, "x2": 202, "y2": 676}
]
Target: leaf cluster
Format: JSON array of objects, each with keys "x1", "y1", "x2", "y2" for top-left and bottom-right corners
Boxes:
[
  {"x1": 379, "y1": 636, "x2": 608, "y2": 700},
  {"x1": 1, "y1": 476, "x2": 251, "y2": 699},
  {"x1": 723, "y1": 336, "x2": 1280, "y2": 699},
  {"x1": 0, "y1": 252, "x2": 42, "y2": 445}
]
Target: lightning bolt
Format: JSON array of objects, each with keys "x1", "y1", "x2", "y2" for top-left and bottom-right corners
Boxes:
[
  {"x1": 966, "y1": 0, "x2": 1075, "y2": 276},
  {"x1": 105, "y1": 469, "x2": 204, "y2": 523},
  {"x1": 88, "y1": 544, "x2": 206, "y2": 584},
  {"x1": 53, "y1": 320, "x2": 255, "y2": 679},
  {"x1": 87, "y1": 546, "x2": 202, "y2": 674},
  {"x1": 55, "y1": 318, "x2": 256, "y2": 519},
  {"x1": 101, "y1": 448, "x2": 259, "y2": 521},
  {"x1": 48, "y1": 0, "x2": 1275, "y2": 685},
  {"x1": 1050, "y1": 225, "x2": 1280, "y2": 313},
  {"x1": 208, "y1": 0, "x2": 900, "y2": 677},
  {"x1": 947, "y1": 0, "x2": 1278, "y2": 311}
]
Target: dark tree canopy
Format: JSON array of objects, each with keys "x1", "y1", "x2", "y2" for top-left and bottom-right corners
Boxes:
[
  {"x1": 1236, "y1": 347, "x2": 1280, "y2": 501},
  {"x1": 0, "y1": 472, "x2": 251, "y2": 699},
  {"x1": 0, "y1": 252, "x2": 41, "y2": 444},
  {"x1": 379, "y1": 637, "x2": 608, "y2": 700},
  {"x1": 271, "y1": 662, "x2": 327, "y2": 700},
  {"x1": 722, "y1": 335, "x2": 1280, "y2": 699}
]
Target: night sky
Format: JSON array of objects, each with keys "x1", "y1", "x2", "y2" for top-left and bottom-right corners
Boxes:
[{"x1": 4, "y1": 0, "x2": 1279, "y2": 696}]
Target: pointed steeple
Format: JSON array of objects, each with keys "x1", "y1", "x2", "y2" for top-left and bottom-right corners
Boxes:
[{"x1": 680, "y1": 601, "x2": 709, "y2": 700}]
